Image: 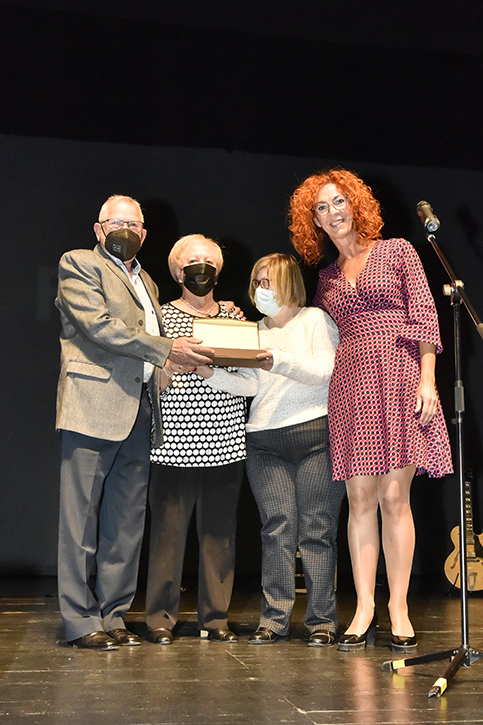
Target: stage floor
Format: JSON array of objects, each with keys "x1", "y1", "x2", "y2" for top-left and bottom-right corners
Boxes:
[{"x1": 1, "y1": 578, "x2": 483, "y2": 724}]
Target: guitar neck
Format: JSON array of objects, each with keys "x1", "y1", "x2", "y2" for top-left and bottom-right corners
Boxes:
[{"x1": 464, "y1": 478, "x2": 477, "y2": 557}]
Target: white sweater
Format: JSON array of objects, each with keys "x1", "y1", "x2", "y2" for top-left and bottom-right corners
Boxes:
[{"x1": 207, "y1": 306, "x2": 339, "y2": 433}]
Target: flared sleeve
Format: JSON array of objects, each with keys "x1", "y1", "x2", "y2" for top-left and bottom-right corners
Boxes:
[{"x1": 396, "y1": 238, "x2": 443, "y2": 354}]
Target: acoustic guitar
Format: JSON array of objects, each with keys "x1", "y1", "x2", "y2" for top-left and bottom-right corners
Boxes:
[{"x1": 444, "y1": 472, "x2": 483, "y2": 591}]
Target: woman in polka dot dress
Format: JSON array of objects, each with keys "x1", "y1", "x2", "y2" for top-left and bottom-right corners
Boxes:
[
  {"x1": 289, "y1": 168, "x2": 453, "y2": 653},
  {"x1": 145, "y1": 235, "x2": 246, "y2": 645}
]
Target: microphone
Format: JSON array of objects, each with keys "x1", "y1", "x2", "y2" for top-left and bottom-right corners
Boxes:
[{"x1": 417, "y1": 200, "x2": 440, "y2": 232}]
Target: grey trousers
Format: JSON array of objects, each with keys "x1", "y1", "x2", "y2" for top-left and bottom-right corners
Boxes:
[
  {"x1": 246, "y1": 416, "x2": 345, "y2": 635},
  {"x1": 58, "y1": 387, "x2": 151, "y2": 642},
  {"x1": 146, "y1": 461, "x2": 244, "y2": 632}
]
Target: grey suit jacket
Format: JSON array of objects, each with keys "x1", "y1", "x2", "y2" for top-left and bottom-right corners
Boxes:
[{"x1": 55, "y1": 244, "x2": 172, "y2": 442}]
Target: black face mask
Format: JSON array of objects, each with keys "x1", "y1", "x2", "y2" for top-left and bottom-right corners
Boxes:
[
  {"x1": 182, "y1": 263, "x2": 217, "y2": 296},
  {"x1": 104, "y1": 228, "x2": 142, "y2": 262}
]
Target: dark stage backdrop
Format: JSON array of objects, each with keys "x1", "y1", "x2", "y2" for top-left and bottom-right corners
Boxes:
[{"x1": 2, "y1": 133, "x2": 483, "y2": 589}]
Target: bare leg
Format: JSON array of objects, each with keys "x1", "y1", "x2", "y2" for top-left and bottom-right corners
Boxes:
[
  {"x1": 379, "y1": 466, "x2": 416, "y2": 637},
  {"x1": 344, "y1": 475, "x2": 380, "y2": 634}
]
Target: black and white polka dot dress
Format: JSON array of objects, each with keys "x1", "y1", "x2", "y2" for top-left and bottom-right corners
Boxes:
[
  {"x1": 314, "y1": 238, "x2": 453, "y2": 481},
  {"x1": 150, "y1": 303, "x2": 246, "y2": 467}
]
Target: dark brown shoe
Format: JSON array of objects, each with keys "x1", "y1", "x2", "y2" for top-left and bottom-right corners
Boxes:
[
  {"x1": 68, "y1": 631, "x2": 119, "y2": 650},
  {"x1": 205, "y1": 628, "x2": 237, "y2": 642},
  {"x1": 248, "y1": 627, "x2": 284, "y2": 644},
  {"x1": 107, "y1": 628, "x2": 142, "y2": 646},
  {"x1": 148, "y1": 627, "x2": 173, "y2": 645}
]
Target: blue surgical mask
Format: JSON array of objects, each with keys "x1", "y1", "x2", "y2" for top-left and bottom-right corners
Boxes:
[{"x1": 254, "y1": 288, "x2": 282, "y2": 317}]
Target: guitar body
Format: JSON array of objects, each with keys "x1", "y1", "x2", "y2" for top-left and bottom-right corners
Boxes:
[{"x1": 444, "y1": 526, "x2": 483, "y2": 591}]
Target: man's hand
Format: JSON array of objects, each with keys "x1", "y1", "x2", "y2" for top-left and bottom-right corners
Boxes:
[{"x1": 168, "y1": 337, "x2": 215, "y2": 367}]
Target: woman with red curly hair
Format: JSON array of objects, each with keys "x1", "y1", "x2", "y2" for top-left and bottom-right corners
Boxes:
[{"x1": 289, "y1": 168, "x2": 453, "y2": 653}]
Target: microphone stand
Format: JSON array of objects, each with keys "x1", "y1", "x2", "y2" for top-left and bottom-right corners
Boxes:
[{"x1": 382, "y1": 228, "x2": 483, "y2": 697}]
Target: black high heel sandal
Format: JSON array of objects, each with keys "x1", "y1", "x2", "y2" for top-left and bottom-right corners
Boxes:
[
  {"x1": 337, "y1": 614, "x2": 378, "y2": 652},
  {"x1": 390, "y1": 633, "x2": 417, "y2": 654}
]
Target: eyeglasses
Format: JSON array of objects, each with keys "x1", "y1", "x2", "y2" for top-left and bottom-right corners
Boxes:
[
  {"x1": 252, "y1": 278, "x2": 271, "y2": 290},
  {"x1": 312, "y1": 195, "x2": 348, "y2": 216},
  {"x1": 100, "y1": 219, "x2": 144, "y2": 233}
]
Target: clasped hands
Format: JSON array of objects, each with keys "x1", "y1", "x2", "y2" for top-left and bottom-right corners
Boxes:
[
  {"x1": 166, "y1": 344, "x2": 274, "y2": 378},
  {"x1": 166, "y1": 301, "x2": 247, "y2": 370}
]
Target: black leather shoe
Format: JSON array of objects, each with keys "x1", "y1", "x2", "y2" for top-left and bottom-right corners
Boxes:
[
  {"x1": 107, "y1": 628, "x2": 142, "y2": 646},
  {"x1": 205, "y1": 628, "x2": 237, "y2": 642},
  {"x1": 308, "y1": 630, "x2": 336, "y2": 647},
  {"x1": 248, "y1": 627, "x2": 284, "y2": 644},
  {"x1": 68, "y1": 631, "x2": 119, "y2": 650},
  {"x1": 391, "y1": 633, "x2": 418, "y2": 653},
  {"x1": 338, "y1": 614, "x2": 378, "y2": 652},
  {"x1": 148, "y1": 627, "x2": 173, "y2": 645}
]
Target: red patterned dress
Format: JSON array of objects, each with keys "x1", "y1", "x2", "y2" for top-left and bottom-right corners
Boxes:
[{"x1": 313, "y1": 238, "x2": 453, "y2": 481}]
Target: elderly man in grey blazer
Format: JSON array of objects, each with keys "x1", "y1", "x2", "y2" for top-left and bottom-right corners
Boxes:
[{"x1": 56, "y1": 194, "x2": 215, "y2": 650}]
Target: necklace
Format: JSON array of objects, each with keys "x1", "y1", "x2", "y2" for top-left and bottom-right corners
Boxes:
[{"x1": 180, "y1": 297, "x2": 217, "y2": 316}]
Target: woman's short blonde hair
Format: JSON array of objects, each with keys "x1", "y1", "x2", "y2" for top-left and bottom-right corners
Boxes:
[
  {"x1": 168, "y1": 234, "x2": 224, "y2": 282},
  {"x1": 249, "y1": 253, "x2": 306, "y2": 308}
]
